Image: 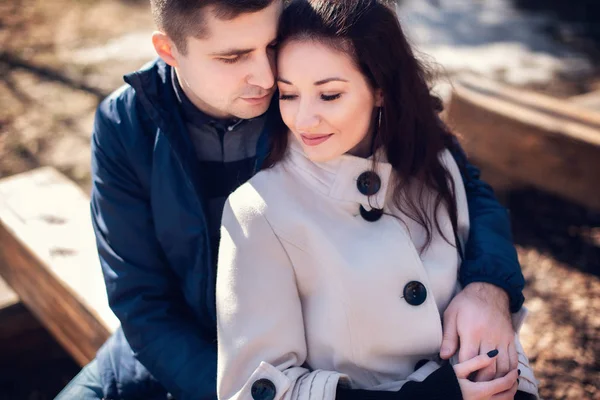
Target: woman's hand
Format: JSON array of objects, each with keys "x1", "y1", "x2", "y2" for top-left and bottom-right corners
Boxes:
[{"x1": 454, "y1": 351, "x2": 519, "y2": 400}]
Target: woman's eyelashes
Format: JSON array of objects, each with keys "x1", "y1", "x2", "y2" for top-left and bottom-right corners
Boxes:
[
  {"x1": 279, "y1": 93, "x2": 343, "y2": 101},
  {"x1": 279, "y1": 93, "x2": 297, "y2": 101},
  {"x1": 321, "y1": 93, "x2": 341, "y2": 101}
]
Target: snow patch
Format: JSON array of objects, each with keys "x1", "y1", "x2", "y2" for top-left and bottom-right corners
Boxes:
[{"x1": 396, "y1": 0, "x2": 591, "y2": 86}]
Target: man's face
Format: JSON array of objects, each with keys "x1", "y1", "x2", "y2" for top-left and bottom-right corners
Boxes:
[{"x1": 172, "y1": 1, "x2": 282, "y2": 120}]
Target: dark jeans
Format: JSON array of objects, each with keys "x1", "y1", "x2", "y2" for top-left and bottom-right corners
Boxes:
[{"x1": 54, "y1": 359, "x2": 103, "y2": 400}]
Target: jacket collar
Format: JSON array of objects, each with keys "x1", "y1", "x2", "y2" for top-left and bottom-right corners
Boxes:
[
  {"x1": 124, "y1": 58, "x2": 179, "y2": 133},
  {"x1": 122, "y1": 58, "x2": 278, "y2": 184},
  {"x1": 124, "y1": 58, "x2": 196, "y2": 157},
  {"x1": 286, "y1": 135, "x2": 394, "y2": 210}
]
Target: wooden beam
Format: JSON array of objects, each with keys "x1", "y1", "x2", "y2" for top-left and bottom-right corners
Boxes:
[
  {"x1": 445, "y1": 75, "x2": 600, "y2": 211},
  {"x1": 569, "y1": 89, "x2": 600, "y2": 112},
  {"x1": 0, "y1": 275, "x2": 22, "y2": 344},
  {"x1": 0, "y1": 275, "x2": 18, "y2": 310},
  {"x1": 0, "y1": 167, "x2": 119, "y2": 366}
]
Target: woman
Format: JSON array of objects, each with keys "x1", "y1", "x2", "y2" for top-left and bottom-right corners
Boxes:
[{"x1": 216, "y1": 1, "x2": 539, "y2": 399}]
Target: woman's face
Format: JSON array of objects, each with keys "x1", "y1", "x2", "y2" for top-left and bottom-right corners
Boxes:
[{"x1": 277, "y1": 39, "x2": 381, "y2": 162}]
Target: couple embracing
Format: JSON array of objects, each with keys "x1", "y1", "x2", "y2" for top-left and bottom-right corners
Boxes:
[{"x1": 57, "y1": 1, "x2": 539, "y2": 399}]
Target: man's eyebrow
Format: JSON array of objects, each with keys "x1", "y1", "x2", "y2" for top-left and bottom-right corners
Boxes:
[
  {"x1": 210, "y1": 48, "x2": 254, "y2": 57},
  {"x1": 277, "y1": 77, "x2": 292, "y2": 84}
]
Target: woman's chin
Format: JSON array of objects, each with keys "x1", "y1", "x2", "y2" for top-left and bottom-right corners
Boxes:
[
  {"x1": 292, "y1": 135, "x2": 344, "y2": 163},
  {"x1": 302, "y1": 147, "x2": 340, "y2": 163}
]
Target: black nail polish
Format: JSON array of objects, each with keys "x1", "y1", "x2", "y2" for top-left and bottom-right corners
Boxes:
[{"x1": 487, "y1": 349, "x2": 499, "y2": 358}]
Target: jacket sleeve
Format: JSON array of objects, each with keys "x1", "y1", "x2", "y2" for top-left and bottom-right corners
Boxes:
[
  {"x1": 217, "y1": 195, "x2": 345, "y2": 400},
  {"x1": 448, "y1": 138, "x2": 525, "y2": 312},
  {"x1": 91, "y1": 100, "x2": 217, "y2": 400}
]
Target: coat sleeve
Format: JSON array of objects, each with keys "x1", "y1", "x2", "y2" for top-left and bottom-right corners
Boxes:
[
  {"x1": 217, "y1": 194, "x2": 345, "y2": 400},
  {"x1": 448, "y1": 138, "x2": 525, "y2": 312},
  {"x1": 91, "y1": 98, "x2": 217, "y2": 400}
]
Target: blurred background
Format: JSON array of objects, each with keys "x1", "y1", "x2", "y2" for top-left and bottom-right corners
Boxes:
[{"x1": 0, "y1": 0, "x2": 598, "y2": 399}]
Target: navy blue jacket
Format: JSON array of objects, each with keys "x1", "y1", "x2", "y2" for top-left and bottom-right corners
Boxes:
[{"x1": 91, "y1": 59, "x2": 525, "y2": 400}]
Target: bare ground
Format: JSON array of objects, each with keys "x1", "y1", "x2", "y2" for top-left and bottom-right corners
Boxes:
[{"x1": 0, "y1": 1, "x2": 598, "y2": 399}]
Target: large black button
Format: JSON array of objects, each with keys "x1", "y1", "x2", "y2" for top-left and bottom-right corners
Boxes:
[
  {"x1": 359, "y1": 205, "x2": 383, "y2": 222},
  {"x1": 403, "y1": 281, "x2": 427, "y2": 306},
  {"x1": 357, "y1": 171, "x2": 381, "y2": 196},
  {"x1": 251, "y1": 378, "x2": 277, "y2": 400},
  {"x1": 414, "y1": 359, "x2": 429, "y2": 371}
]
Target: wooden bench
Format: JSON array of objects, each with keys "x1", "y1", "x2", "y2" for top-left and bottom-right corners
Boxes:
[
  {"x1": 445, "y1": 74, "x2": 600, "y2": 211},
  {"x1": 0, "y1": 275, "x2": 18, "y2": 312},
  {"x1": 0, "y1": 167, "x2": 119, "y2": 366},
  {"x1": 0, "y1": 276, "x2": 28, "y2": 361},
  {"x1": 0, "y1": 275, "x2": 72, "y2": 375},
  {"x1": 569, "y1": 89, "x2": 600, "y2": 112}
]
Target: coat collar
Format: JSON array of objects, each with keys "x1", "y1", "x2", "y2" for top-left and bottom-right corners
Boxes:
[
  {"x1": 286, "y1": 135, "x2": 394, "y2": 210},
  {"x1": 122, "y1": 58, "x2": 279, "y2": 190}
]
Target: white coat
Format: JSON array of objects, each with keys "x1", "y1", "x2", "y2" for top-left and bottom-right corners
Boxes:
[{"x1": 216, "y1": 138, "x2": 538, "y2": 400}]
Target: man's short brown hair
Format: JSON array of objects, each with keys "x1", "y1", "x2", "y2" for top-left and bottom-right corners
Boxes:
[{"x1": 150, "y1": 0, "x2": 276, "y2": 54}]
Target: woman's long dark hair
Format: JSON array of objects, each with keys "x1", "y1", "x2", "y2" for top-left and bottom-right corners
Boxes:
[{"x1": 266, "y1": 0, "x2": 466, "y2": 252}]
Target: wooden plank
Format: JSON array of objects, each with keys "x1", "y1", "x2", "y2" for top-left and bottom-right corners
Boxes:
[
  {"x1": 0, "y1": 303, "x2": 80, "y2": 399},
  {"x1": 0, "y1": 275, "x2": 18, "y2": 310},
  {"x1": 453, "y1": 74, "x2": 600, "y2": 134},
  {"x1": 569, "y1": 89, "x2": 600, "y2": 112},
  {"x1": 0, "y1": 303, "x2": 51, "y2": 369},
  {"x1": 0, "y1": 275, "x2": 27, "y2": 352},
  {"x1": 0, "y1": 167, "x2": 119, "y2": 366},
  {"x1": 445, "y1": 75, "x2": 600, "y2": 211},
  {"x1": 0, "y1": 273, "x2": 52, "y2": 370}
]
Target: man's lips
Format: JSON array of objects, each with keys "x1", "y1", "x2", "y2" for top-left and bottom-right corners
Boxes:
[
  {"x1": 241, "y1": 93, "x2": 271, "y2": 104},
  {"x1": 300, "y1": 133, "x2": 333, "y2": 146}
]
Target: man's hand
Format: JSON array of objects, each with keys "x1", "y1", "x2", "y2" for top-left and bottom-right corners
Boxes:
[{"x1": 440, "y1": 282, "x2": 518, "y2": 384}]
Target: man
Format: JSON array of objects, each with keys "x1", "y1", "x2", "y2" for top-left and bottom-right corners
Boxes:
[{"x1": 56, "y1": 1, "x2": 525, "y2": 399}]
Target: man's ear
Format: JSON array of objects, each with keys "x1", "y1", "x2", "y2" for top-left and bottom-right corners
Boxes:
[
  {"x1": 152, "y1": 31, "x2": 179, "y2": 67},
  {"x1": 374, "y1": 88, "x2": 384, "y2": 107}
]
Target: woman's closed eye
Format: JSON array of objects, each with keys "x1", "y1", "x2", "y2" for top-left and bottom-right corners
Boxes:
[
  {"x1": 279, "y1": 93, "x2": 342, "y2": 101},
  {"x1": 321, "y1": 93, "x2": 342, "y2": 101},
  {"x1": 279, "y1": 93, "x2": 298, "y2": 100}
]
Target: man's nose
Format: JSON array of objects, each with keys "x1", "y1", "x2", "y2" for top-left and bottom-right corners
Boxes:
[{"x1": 247, "y1": 52, "x2": 275, "y2": 90}]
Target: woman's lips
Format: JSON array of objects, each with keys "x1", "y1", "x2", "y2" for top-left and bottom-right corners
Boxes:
[{"x1": 300, "y1": 133, "x2": 333, "y2": 146}]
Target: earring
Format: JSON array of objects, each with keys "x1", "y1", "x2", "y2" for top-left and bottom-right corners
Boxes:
[{"x1": 377, "y1": 107, "x2": 383, "y2": 133}]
